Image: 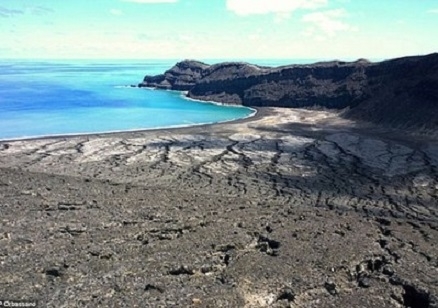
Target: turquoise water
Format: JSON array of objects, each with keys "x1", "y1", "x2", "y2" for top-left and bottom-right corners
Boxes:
[{"x1": 0, "y1": 60, "x2": 256, "y2": 140}]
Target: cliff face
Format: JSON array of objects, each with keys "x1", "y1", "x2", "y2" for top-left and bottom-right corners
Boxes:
[
  {"x1": 140, "y1": 59, "x2": 370, "y2": 108},
  {"x1": 139, "y1": 53, "x2": 438, "y2": 130},
  {"x1": 346, "y1": 54, "x2": 438, "y2": 131},
  {"x1": 142, "y1": 60, "x2": 209, "y2": 90}
]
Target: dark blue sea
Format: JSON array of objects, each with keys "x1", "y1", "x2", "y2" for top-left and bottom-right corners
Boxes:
[{"x1": 0, "y1": 59, "x2": 308, "y2": 140}]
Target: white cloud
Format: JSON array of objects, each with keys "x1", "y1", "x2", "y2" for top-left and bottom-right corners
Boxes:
[
  {"x1": 25, "y1": 6, "x2": 54, "y2": 16},
  {"x1": 302, "y1": 8, "x2": 352, "y2": 37},
  {"x1": 427, "y1": 8, "x2": 438, "y2": 14},
  {"x1": 274, "y1": 12, "x2": 292, "y2": 23},
  {"x1": 122, "y1": 0, "x2": 177, "y2": 3},
  {"x1": 0, "y1": 5, "x2": 54, "y2": 18},
  {"x1": 0, "y1": 6, "x2": 24, "y2": 18},
  {"x1": 226, "y1": 0, "x2": 327, "y2": 16}
]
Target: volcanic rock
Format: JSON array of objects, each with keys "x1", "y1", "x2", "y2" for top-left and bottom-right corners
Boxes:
[{"x1": 140, "y1": 53, "x2": 438, "y2": 131}]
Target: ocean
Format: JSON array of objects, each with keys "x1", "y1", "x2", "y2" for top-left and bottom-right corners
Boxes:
[{"x1": 0, "y1": 59, "x2": 261, "y2": 141}]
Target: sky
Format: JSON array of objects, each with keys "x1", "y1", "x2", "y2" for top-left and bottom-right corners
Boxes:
[{"x1": 0, "y1": 0, "x2": 437, "y2": 60}]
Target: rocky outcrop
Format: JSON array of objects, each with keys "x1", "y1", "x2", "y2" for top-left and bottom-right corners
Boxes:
[
  {"x1": 139, "y1": 53, "x2": 438, "y2": 130},
  {"x1": 140, "y1": 59, "x2": 371, "y2": 108},
  {"x1": 142, "y1": 60, "x2": 209, "y2": 90}
]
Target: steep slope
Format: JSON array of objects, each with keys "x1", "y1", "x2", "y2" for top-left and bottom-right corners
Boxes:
[
  {"x1": 139, "y1": 53, "x2": 438, "y2": 131},
  {"x1": 346, "y1": 53, "x2": 438, "y2": 130}
]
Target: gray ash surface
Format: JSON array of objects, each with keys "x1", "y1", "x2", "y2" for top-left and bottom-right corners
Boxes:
[{"x1": 0, "y1": 108, "x2": 437, "y2": 307}]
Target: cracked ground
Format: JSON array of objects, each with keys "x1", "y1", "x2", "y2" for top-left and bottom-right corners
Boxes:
[{"x1": 0, "y1": 108, "x2": 437, "y2": 307}]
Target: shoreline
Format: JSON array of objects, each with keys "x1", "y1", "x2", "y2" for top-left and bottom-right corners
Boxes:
[
  {"x1": 0, "y1": 106, "x2": 261, "y2": 144},
  {"x1": 1, "y1": 106, "x2": 436, "y2": 147},
  {"x1": 0, "y1": 87, "x2": 259, "y2": 143}
]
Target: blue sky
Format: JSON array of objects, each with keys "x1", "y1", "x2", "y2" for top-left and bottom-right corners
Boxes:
[{"x1": 0, "y1": 0, "x2": 437, "y2": 60}]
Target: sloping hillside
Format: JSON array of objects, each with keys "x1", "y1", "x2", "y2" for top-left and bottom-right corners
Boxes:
[{"x1": 139, "y1": 53, "x2": 438, "y2": 131}]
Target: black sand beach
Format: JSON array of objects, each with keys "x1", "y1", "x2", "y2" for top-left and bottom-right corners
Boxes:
[{"x1": 1, "y1": 107, "x2": 437, "y2": 307}]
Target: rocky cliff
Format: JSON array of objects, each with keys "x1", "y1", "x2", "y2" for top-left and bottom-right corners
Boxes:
[
  {"x1": 139, "y1": 53, "x2": 438, "y2": 130},
  {"x1": 346, "y1": 54, "x2": 438, "y2": 131}
]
